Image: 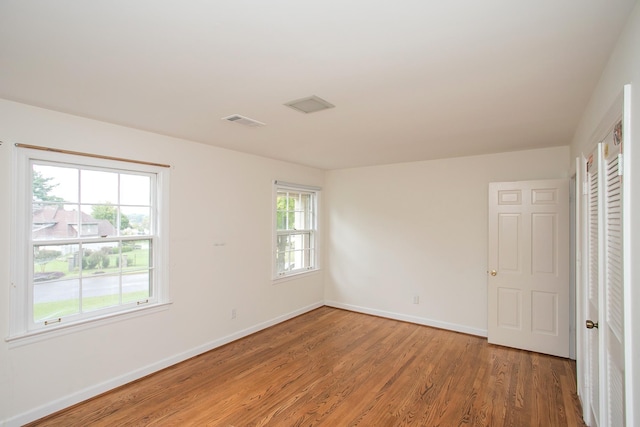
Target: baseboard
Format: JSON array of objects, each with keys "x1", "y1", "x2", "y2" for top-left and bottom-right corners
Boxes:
[
  {"x1": 324, "y1": 300, "x2": 487, "y2": 337},
  {"x1": 5, "y1": 301, "x2": 324, "y2": 427}
]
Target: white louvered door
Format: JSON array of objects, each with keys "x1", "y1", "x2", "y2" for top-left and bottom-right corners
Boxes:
[
  {"x1": 602, "y1": 127, "x2": 625, "y2": 427},
  {"x1": 586, "y1": 147, "x2": 601, "y2": 426},
  {"x1": 583, "y1": 122, "x2": 626, "y2": 427}
]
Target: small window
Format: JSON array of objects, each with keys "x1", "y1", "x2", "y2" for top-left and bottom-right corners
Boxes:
[
  {"x1": 274, "y1": 181, "x2": 319, "y2": 278},
  {"x1": 10, "y1": 147, "x2": 170, "y2": 338}
]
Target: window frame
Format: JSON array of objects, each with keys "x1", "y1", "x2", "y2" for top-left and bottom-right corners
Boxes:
[
  {"x1": 273, "y1": 181, "x2": 320, "y2": 280},
  {"x1": 8, "y1": 146, "x2": 170, "y2": 342}
]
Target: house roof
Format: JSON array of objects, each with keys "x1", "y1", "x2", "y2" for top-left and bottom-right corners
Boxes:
[
  {"x1": 33, "y1": 205, "x2": 117, "y2": 240},
  {"x1": 0, "y1": 1, "x2": 636, "y2": 169}
]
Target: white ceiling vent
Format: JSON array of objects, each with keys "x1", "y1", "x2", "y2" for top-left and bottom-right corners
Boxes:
[
  {"x1": 284, "y1": 95, "x2": 335, "y2": 114},
  {"x1": 222, "y1": 114, "x2": 265, "y2": 127}
]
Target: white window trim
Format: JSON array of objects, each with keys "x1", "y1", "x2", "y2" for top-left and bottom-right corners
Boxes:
[
  {"x1": 272, "y1": 180, "x2": 321, "y2": 281},
  {"x1": 8, "y1": 145, "x2": 171, "y2": 342}
]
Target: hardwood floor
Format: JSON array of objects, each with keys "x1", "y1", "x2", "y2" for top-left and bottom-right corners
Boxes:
[{"x1": 28, "y1": 307, "x2": 586, "y2": 426}]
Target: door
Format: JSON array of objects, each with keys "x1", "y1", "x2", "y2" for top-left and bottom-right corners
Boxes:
[
  {"x1": 601, "y1": 125, "x2": 625, "y2": 427},
  {"x1": 585, "y1": 147, "x2": 601, "y2": 425},
  {"x1": 488, "y1": 179, "x2": 570, "y2": 358},
  {"x1": 584, "y1": 126, "x2": 626, "y2": 427}
]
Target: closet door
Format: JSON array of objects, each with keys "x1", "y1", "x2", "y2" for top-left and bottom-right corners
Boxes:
[
  {"x1": 585, "y1": 147, "x2": 601, "y2": 425},
  {"x1": 584, "y1": 121, "x2": 626, "y2": 427},
  {"x1": 601, "y1": 124, "x2": 625, "y2": 427}
]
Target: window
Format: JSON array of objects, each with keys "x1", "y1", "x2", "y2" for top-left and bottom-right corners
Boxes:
[
  {"x1": 10, "y1": 147, "x2": 170, "y2": 339},
  {"x1": 274, "y1": 181, "x2": 319, "y2": 278}
]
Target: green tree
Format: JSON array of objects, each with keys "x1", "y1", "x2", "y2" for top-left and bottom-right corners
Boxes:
[
  {"x1": 32, "y1": 170, "x2": 64, "y2": 203},
  {"x1": 91, "y1": 203, "x2": 130, "y2": 230}
]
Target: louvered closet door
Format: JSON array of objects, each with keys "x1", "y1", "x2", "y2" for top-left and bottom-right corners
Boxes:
[
  {"x1": 586, "y1": 147, "x2": 601, "y2": 426},
  {"x1": 602, "y1": 128, "x2": 625, "y2": 427}
]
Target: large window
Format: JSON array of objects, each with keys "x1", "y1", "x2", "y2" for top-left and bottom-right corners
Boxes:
[
  {"x1": 10, "y1": 147, "x2": 170, "y2": 339},
  {"x1": 274, "y1": 182, "x2": 319, "y2": 278}
]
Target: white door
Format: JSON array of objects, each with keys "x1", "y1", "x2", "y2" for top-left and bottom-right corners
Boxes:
[
  {"x1": 601, "y1": 126, "x2": 625, "y2": 427},
  {"x1": 584, "y1": 128, "x2": 626, "y2": 427},
  {"x1": 585, "y1": 147, "x2": 601, "y2": 425},
  {"x1": 578, "y1": 85, "x2": 633, "y2": 427},
  {"x1": 488, "y1": 179, "x2": 570, "y2": 358}
]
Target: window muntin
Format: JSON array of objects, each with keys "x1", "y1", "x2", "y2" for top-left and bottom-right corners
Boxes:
[
  {"x1": 12, "y1": 148, "x2": 168, "y2": 338},
  {"x1": 275, "y1": 186, "x2": 318, "y2": 278}
]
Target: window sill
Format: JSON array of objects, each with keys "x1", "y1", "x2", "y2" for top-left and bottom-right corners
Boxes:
[
  {"x1": 5, "y1": 301, "x2": 172, "y2": 348},
  {"x1": 272, "y1": 268, "x2": 321, "y2": 285}
]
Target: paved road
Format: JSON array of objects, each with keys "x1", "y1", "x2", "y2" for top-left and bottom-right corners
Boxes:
[{"x1": 34, "y1": 274, "x2": 149, "y2": 303}]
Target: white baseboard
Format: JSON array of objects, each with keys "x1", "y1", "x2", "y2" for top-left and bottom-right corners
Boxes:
[
  {"x1": 5, "y1": 301, "x2": 324, "y2": 427},
  {"x1": 324, "y1": 300, "x2": 487, "y2": 338}
]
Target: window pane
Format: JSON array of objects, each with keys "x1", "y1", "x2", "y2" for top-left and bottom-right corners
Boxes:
[
  {"x1": 276, "y1": 192, "x2": 293, "y2": 230},
  {"x1": 82, "y1": 275, "x2": 120, "y2": 312},
  {"x1": 33, "y1": 164, "x2": 78, "y2": 204},
  {"x1": 121, "y1": 174, "x2": 151, "y2": 205},
  {"x1": 34, "y1": 243, "x2": 78, "y2": 282},
  {"x1": 276, "y1": 232, "x2": 312, "y2": 273},
  {"x1": 34, "y1": 277, "x2": 80, "y2": 322},
  {"x1": 121, "y1": 206, "x2": 151, "y2": 235},
  {"x1": 122, "y1": 271, "x2": 151, "y2": 304},
  {"x1": 121, "y1": 239, "x2": 152, "y2": 273},
  {"x1": 276, "y1": 234, "x2": 290, "y2": 272},
  {"x1": 81, "y1": 242, "x2": 118, "y2": 273},
  {"x1": 81, "y1": 169, "x2": 118, "y2": 204},
  {"x1": 276, "y1": 191, "x2": 313, "y2": 232},
  {"x1": 294, "y1": 193, "x2": 312, "y2": 230},
  {"x1": 33, "y1": 204, "x2": 80, "y2": 241},
  {"x1": 33, "y1": 242, "x2": 82, "y2": 321},
  {"x1": 276, "y1": 210, "x2": 287, "y2": 230},
  {"x1": 81, "y1": 204, "x2": 119, "y2": 237}
]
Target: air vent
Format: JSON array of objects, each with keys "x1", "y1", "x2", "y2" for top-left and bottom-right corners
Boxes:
[
  {"x1": 284, "y1": 95, "x2": 335, "y2": 114},
  {"x1": 222, "y1": 114, "x2": 266, "y2": 127}
]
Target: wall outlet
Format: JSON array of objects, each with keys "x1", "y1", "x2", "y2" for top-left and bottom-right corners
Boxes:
[
  {"x1": 231, "y1": 308, "x2": 237, "y2": 319},
  {"x1": 413, "y1": 296, "x2": 419, "y2": 304}
]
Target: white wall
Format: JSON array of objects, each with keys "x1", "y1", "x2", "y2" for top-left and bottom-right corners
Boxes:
[
  {"x1": 0, "y1": 99, "x2": 325, "y2": 425},
  {"x1": 324, "y1": 147, "x2": 570, "y2": 335},
  {"x1": 569, "y1": 2, "x2": 640, "y2": 424}
]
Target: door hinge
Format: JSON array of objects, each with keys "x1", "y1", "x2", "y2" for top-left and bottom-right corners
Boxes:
[{"x1": 618, "y1": 153, "x2": 623, "y2": 176}]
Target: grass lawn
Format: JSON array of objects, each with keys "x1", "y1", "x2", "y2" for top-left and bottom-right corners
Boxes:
[
  {"x1": 35, "y1": 248, "x2": 150, "y2": 280},
  {"x1": 34, "y1": 290, "x2": 149, "y2": 321}
]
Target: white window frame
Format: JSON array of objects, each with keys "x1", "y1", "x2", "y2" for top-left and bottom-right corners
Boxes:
[
  {"x1": 8, "y1": 146, "x2": 170, "y2": 342},
  {"x1": 273, "y1": 181, "x2": 320, "y2": 280}
]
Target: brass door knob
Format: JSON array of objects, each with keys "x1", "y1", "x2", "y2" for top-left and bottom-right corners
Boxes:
[
  {"x1": 586, "y1": 320, "x2": 599, "y2": 329},
  {"x1": 490, "y1": 270, "x2": 497, "y2": 276}
]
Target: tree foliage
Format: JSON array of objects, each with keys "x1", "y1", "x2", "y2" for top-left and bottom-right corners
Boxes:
[
  {"x1": 32, "y1": 170, "x2": 64, "y2": 203},
  {"x1": 91, "y1": 203, "x2": 130, "y2": 230}
]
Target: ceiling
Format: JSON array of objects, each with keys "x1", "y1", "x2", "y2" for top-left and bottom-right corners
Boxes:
[{"x1": 0, "y1": 1, "x2": 636, "y2": 170}]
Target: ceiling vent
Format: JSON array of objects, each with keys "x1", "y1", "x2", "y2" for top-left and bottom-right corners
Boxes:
[
  {"x1": 284, "y1": 95, "x2": 335, "y2": 114},
  {"x1": 222, "y1": 114, "x2": 265, "y2": 127}
]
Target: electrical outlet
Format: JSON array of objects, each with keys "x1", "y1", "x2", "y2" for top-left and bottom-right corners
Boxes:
[
  {"x1": 413, "y1": 296, "x2": 419, "y2": 304},
  {"x1": 231, "y1": 308, "x2": 237, "y2": 319}
]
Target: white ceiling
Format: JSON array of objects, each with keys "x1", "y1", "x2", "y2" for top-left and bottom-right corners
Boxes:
[{"x1": 0, "y1": 1, "x2": 636, "y2": 170}]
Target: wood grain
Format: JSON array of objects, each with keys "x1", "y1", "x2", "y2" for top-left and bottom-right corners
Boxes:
[{"x1": 27, "y1": 307, "x2": 586, "y2": 426}]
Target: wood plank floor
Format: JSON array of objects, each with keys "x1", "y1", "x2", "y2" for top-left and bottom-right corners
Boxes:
[{"x1": 28, "y1": 307, "x2": 586, "y2": 426}]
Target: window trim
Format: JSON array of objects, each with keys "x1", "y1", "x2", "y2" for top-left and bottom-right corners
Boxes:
[
  {"x1": 272, "y1": 180, "x2": 321, "y2": 281},
  {"x1": 8, "y1": 145, "x2": 170, "y2": 341}
]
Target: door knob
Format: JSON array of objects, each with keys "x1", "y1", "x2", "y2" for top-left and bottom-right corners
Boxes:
[
  {"x1": 490, "y1": 270, "x2": 497, "y2": 276},
  {"x1": 586, "y1": 320, "x2": 599, "y2": 329}
]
